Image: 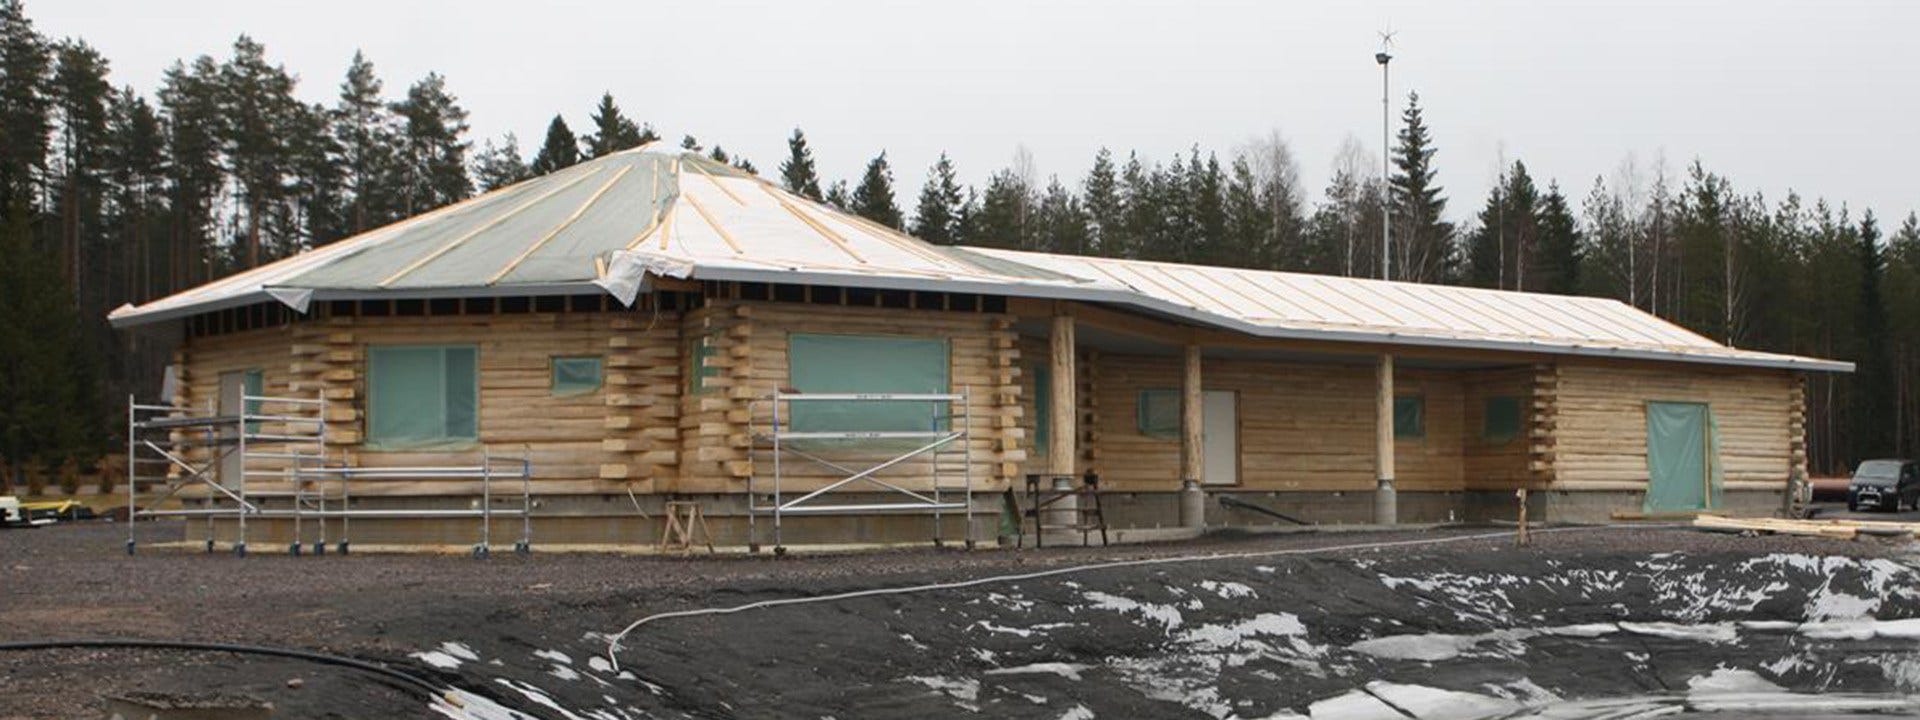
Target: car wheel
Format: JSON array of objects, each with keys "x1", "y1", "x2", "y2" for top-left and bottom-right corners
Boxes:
[{"x1": 1848, "y1": 499, "x2": 1859, "y2": 512}]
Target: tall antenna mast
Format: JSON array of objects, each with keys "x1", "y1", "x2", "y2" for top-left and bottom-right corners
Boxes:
[{"x1": 1376, "y1": 29, "x2": 1395, "y2": 281}]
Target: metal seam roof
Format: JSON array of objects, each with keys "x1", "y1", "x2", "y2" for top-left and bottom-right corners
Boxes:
[{"x1": 106, "y1": 145, "x2": 1852, "y2": 374}]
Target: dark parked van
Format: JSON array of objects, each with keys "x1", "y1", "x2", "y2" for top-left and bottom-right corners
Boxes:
[{"x1": 1848, "y1": 459, "x2": 1920, "y2": 512}]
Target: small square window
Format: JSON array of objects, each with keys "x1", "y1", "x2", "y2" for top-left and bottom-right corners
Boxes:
[
  {"x1": 1394, "y1": 395, "x2": 1425, "y2": 439},
  {"x1": 688, "y1": 333, "x2": 722, "y2": 395},
  {"x1": 1138, "y1": 388, "x2": 1180, "y2": 440},
  {"x1": 551, "y1": 356, "x2": 604, "y2": 397},
  {"x1": 1483, "y1": 395, "x2": 1522, "y2": 443}
]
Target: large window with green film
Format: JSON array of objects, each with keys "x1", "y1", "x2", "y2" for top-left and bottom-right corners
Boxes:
[
  {"x1": 367, "y1": 345, "x2": 479, "y2": 449},
  {"x1": 786, "y1": 334, "x2": 950, "y2": 433},
  {"x1": 1137, "y1": 388, "x2": 1180, "y2": 440},
  {"x1": 1394, "y1": 394, "x2": 1425, "y2": 439}
]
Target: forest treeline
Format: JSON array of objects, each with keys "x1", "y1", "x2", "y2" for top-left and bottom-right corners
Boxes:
[{"x1": 0, "y1": 0, "x2": 1911, "y2": 487}]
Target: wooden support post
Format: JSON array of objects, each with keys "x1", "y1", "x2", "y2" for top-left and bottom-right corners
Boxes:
[
  {"x1": 1515, "y1": 488, "x2": 1530, "y2": 547},
  {"x1": 1181, "y1": 343, "x2": 1203, "y2": 485},
  {"x1": 1049, "y1": 310, "x2": 1077, "y2": 477},
  {"x1": 1375, "y1": 353, "x2": 1397, "y2": 525}
]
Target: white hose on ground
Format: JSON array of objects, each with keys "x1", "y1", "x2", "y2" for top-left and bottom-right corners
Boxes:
[{"x1": 604, "y1": 525, "x2": 1636, "y2": 671}]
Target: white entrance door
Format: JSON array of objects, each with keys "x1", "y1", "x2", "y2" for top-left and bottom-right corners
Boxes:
[
  {"x1": 217, "y1": 371, "x2": 246, "y2": 488},
  {"x1": 1202, "y1": 390, "x2": 1238, "y2": 485}
]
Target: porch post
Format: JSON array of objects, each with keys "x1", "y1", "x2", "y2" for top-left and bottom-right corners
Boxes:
[
  {"x1": 1049, "y1": 309, "x2": 1077, "y2": 477},
  {"x1": 1375, "y1": 353, "x2": 1398, "y2": 524},
  {"x1": 1181, "y1": 343, "x2": 1204, "y2": 485}
]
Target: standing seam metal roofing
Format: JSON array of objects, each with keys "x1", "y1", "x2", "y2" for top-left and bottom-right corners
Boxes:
[{"x1": 107, "y1": 145, "x2": 1851, "y2": 373}]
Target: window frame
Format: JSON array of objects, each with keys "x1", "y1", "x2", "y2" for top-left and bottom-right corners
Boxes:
[
  {"x1": 785, "y1": 332, "x2": 952, "y2": 434},
  {"x1": 1482, "y1": 395, "x2": 1523, "y2": 444},
  {"x1": 1394, "y1": 394, "x2": 1426, "y2": 440},
  {"x1": 365, "y1": 344, "x2": 481, "y2": 450},
  {"x1": 1137, "y1": 388, "x2": 1181, "y2": 440}
]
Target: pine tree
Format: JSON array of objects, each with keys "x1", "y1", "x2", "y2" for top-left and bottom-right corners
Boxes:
[
  {"x1": 50, "y1": 38, "x2": 111, "y2": 304},
  {"x1": 1389, "y1": 92, "x2": 1454, "y2": 282},
  {"x1": 529, "y1": 114, "x2": 579, "y2": 175},
  {"x1": 0, "y1": 0, "x2": 50, "y2": 216},
  {"x1": 0, "y1": 203, "x2": 96, "y2": 483},
  {"x1": 332, "y1": 50, "x2": 400, "y2": 235},
  {"x1": 391, "y1": 72, "x2": 470, "y2": 214},
  {"x1": 472, "y1": 133, "x2": 529, "y2": 191},
  {"x1": 1082, "y1": 148, "x2": 1122, "y2": 256},
  {"x1": 218, "y1": 35, "x2": 304, "y2": 267},
  {"x1": 779, "y1": 128, "x2": 823, "y2": 201},
  {"x1": 848, "y1": 151, "x2": 901, "y2": 228},
  {"x1": 679, "y1": 134, "x2": 700, "y2": 152},
  {"x1": 581, "y1": 91, "x2": 650, "y2": 158},
  {"x1": 910, "y1": 152, "x2": 963, "y2": 244},
  {"x1": 707, "y1": 145, "x2": 729, "y2": 164},
  {"x1": 157, "y1": 55, "x2": 226, "y2": 289},
  {"x1": 1223, "y1": 157, "x2": 1270, "y2": 268},
  {"x1": 104, "y1": 88, "x2": 165, "y2": 301}
]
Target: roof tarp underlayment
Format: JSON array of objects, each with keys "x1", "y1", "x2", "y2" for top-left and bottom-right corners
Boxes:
[{"x1": 109, "y1": 144, "x2": 1852, "y2": 373}]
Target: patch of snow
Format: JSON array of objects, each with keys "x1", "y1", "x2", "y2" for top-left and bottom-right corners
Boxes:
[
  {"x1": 587, "y1": 656, "x2": 613, "y2": 673},
  {"x1": 1082, "y1": 590, "x2": 1184, "y2": 632},
  {"x1": 1618, "y1": 621, "x2": 1738, "y2": 643},
  {"x1": 1199, "y1": 580, "x2": 1257, "y2": 599},
  {"x1": 413, "y1": 650, "x2": 464, "y2": 670},
  {"x1": 1056, "y1": 705, "x2": 1095, "y2": 720},
  {"x1": 905, "y1": 675, "x2": 980, "y2": 711},
  {"x1": 985, "y1": 662, "x2": 1091, "y2": 681},
  {"x1": 441, "y1": 641, "x2": 480, "y2": 661},
  {"x1": 1347, "y1": 633, "x2": 1486, "y2": 662},
  {"x1": 1181, "y1": 612, "x2": 1308, "y2": 652},
  {"x1": 1363, "y1": 681, "x2": 1523, "y2": 720},
  {"x1": 494, "y1": 678, "x2": 590, "y2": 720},
  {"x1": 1687, "y1": 667, "x2": 1785, "y2": 695},
  {"x1": 1306, "y1": 689, "x2": 1402, "y2": 720},
  {"x1": 431, "y1": 689, "x2": 538, "y2": 720},
  {"x1": 549, "y1": 664, "x2": 581, "y2": 682},
  {"x1": 534, "y1": 649, "x2": 574, "y2": 665}
]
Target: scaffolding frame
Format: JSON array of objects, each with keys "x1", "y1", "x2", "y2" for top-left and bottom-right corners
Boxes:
[
  {"x1": 750, "y1": 390, "x2": 974, "y2": 553},
  {"x1": 126, "y1": 393, "x2": 535, "y2": 558}
]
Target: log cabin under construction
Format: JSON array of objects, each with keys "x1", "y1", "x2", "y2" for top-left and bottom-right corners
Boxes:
[{"x1": 109, "y1": 145, "x2": 1852, "y2": 552}]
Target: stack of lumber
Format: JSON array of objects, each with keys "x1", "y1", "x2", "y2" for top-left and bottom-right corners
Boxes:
[{"x1": 1693, "y1": 514, "x2": 1920, "y2": 540}]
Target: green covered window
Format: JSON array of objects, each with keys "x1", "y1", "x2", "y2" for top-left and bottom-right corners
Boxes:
[
  {"x1": 1138, "y1": 388, "x2": 1180, "y2": 440},
  {"x1": 367, "y1": 345, "x2": 478, "y2": 449},
  {"x1": 1394, "y1": 395, "x2": 1425, "y2": 439},
  {"x1": 1033, "y1": 365, "x2": 1051, "y2": 454},
  {"x1": 688, "y1": 332, "x2": 722, "y2": 395},
  {"x1": 787, "y1": 333, "x2": 950, "y2": 433},
  {"x1": 551, "y1": 356, "x2": 604, "y2": 397},
  {"x1": 1483, "y1": 395, "x2": 1522, "y2": 443},
  {"x1": 242, "y1": 369, "x2": 265, "y2": 432}
]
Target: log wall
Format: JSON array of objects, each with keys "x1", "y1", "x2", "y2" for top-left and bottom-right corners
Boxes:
[{"x1": 1551, "y1": 361, "x2": 1800, "y2": 490}]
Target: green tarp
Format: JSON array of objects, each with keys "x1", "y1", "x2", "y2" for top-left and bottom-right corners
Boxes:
[
  {"x1": 1033, "y1": 365, "x2": 1051, "y2": 453},
  {"x1": 1483, "y1": 395, "x2": 1521, "y2": 443},
  {"x1": 787, "y1": 334, "x2": 949, "y2": 433},
  {"x1": 551, "y1": 356, "x2": 603, "y2": 397},
  {"x1": 367, "y1": 345, "x2": 479, "y2": 449},
  {"x1": 1644, "y1": 401, "x2": 1724, "y2": 512}
]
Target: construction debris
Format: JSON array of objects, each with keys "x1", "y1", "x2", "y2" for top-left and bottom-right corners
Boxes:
[{"x1": 1692, "y1": 515, "x2": 1920, "y2": 540}]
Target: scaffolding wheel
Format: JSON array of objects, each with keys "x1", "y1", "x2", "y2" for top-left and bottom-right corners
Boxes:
[
  {"x1": 748, "y1": 543, "x2": 761, "y2": 555},
  {"x1": 289, "y1": 542, "x2": 302, "y2": 557},
  {"x1": 965, "y1": 539, "x2": 977, "y2": 550},
  {"x1": 473, "y1": 544, "x2": 490, "y2": 559},
  {"x1": 513, "y1": 541, "x2": 530, "y2": 556},
  {"x1": 204, "y1": 539, "x2": 215, "y2": 554},
  {"x1": 233, "y1": 542, "x2": 247, "y2": 558},
  {"x1": 313, "y1": 542, "x2": 326, "y2": 556},
  {"x1": 773, "y1": 545, "x2": 788, "y2": 557},
  {"x1": 124, "y1": 540, "x2": 135, "y2": 556},
  {"x1": 337, "y1": 541, "x2": 350, "y2": 555}
]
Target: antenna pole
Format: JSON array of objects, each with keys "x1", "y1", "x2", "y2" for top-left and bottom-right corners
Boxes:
[{"x1": 1376, "y1": 38, "x2": 1393, "y2": 282}]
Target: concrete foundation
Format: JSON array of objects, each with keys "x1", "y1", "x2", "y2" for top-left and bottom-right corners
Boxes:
[{"x1": 177, "y1": 486, "x2": 1787, "y2": 550}]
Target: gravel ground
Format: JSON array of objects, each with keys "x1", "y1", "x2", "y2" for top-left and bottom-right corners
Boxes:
[{"x1": 1, "y1": 520, "x2": 1915, "y2": 718}]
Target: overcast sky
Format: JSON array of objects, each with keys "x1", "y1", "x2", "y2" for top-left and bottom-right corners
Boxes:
[{"x1": 32, "y1": 0, "x2": 1920, "y2": 224}]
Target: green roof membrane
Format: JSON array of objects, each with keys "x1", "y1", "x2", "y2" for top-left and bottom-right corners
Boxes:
[{"x1": 498, "y1": 153, "x2": 677, "y2": 286}]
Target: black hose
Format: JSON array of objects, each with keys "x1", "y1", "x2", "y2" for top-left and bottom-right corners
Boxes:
[
  {"x1": 1218, "y1": 495, "x2": 1310, "y2": 525},
  {"x1": 0, "y1": 638, "x2": 444, "y2": 696}
]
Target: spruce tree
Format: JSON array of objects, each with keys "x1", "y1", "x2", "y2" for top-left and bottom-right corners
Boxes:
[
  {"x1": 1389, "y1": 92, "x2": 1454, "y2": 282},
  {"x1": 529, "y1": 114, "x2": 579, "y2": 175},
  {"x1": 972, "y1": 169, "x2": 1032, "y2": 250},
  {"x1": 707, "y1": 145, "x2": 729, "y2": 164},
  {"x1": 779, "y1": 128, "x2": 823, "y2": 201},
  {"x1": 1854, "y1": 211, "x2": 1894, "y2": 459},
  {"x1": 679, "y1": 134, "x2": 700, "y2": 152},
  {"x1": 849, "y1": 151, "x2": 902, "y2": 228},
  {"x1": 0, "y1": 0, "x2": 50, "y2": 216},
  {"x1": 823, "y1": 179, "x2": 849, "y2": 210},
  {"x1": 1032, "y1": 178, "x2": 1090, "y2": 255},
  {"x1": 1533, "y1": 182, "x2": 1581, "y2": 294},
  {"x1": 1465, "y1": 161, "x2": 1538, "y2": 290},
  {"x1": 581, "y1": 91, "x2": 650, "y2": 158},
  {"x1": 1082, "y1": 148, "x2": 1122, "y2": 256},
  {"x1": 391, "y1": 72, "x2": 470, "y2": 214},
  {"x1": 1223, "y1": 158, "x2": 1271, "y2": 268},
  {"x1": 910, "y1": 152, "x2": 963, "y2": 244},
  {"x1": 332, "y1": 50, "x2": 400, "y2": 235},
  {"x1": 0, "y1": 203, "x2": 95, "y2": 483},
  {"x1": 472, "y1": 133, "x2": 529, "y2": 191}
]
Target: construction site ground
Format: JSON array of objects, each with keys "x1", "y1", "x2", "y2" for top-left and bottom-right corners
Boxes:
[{"x1": 3, "y1": 519, "x2": 1919, "y2": 719}]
